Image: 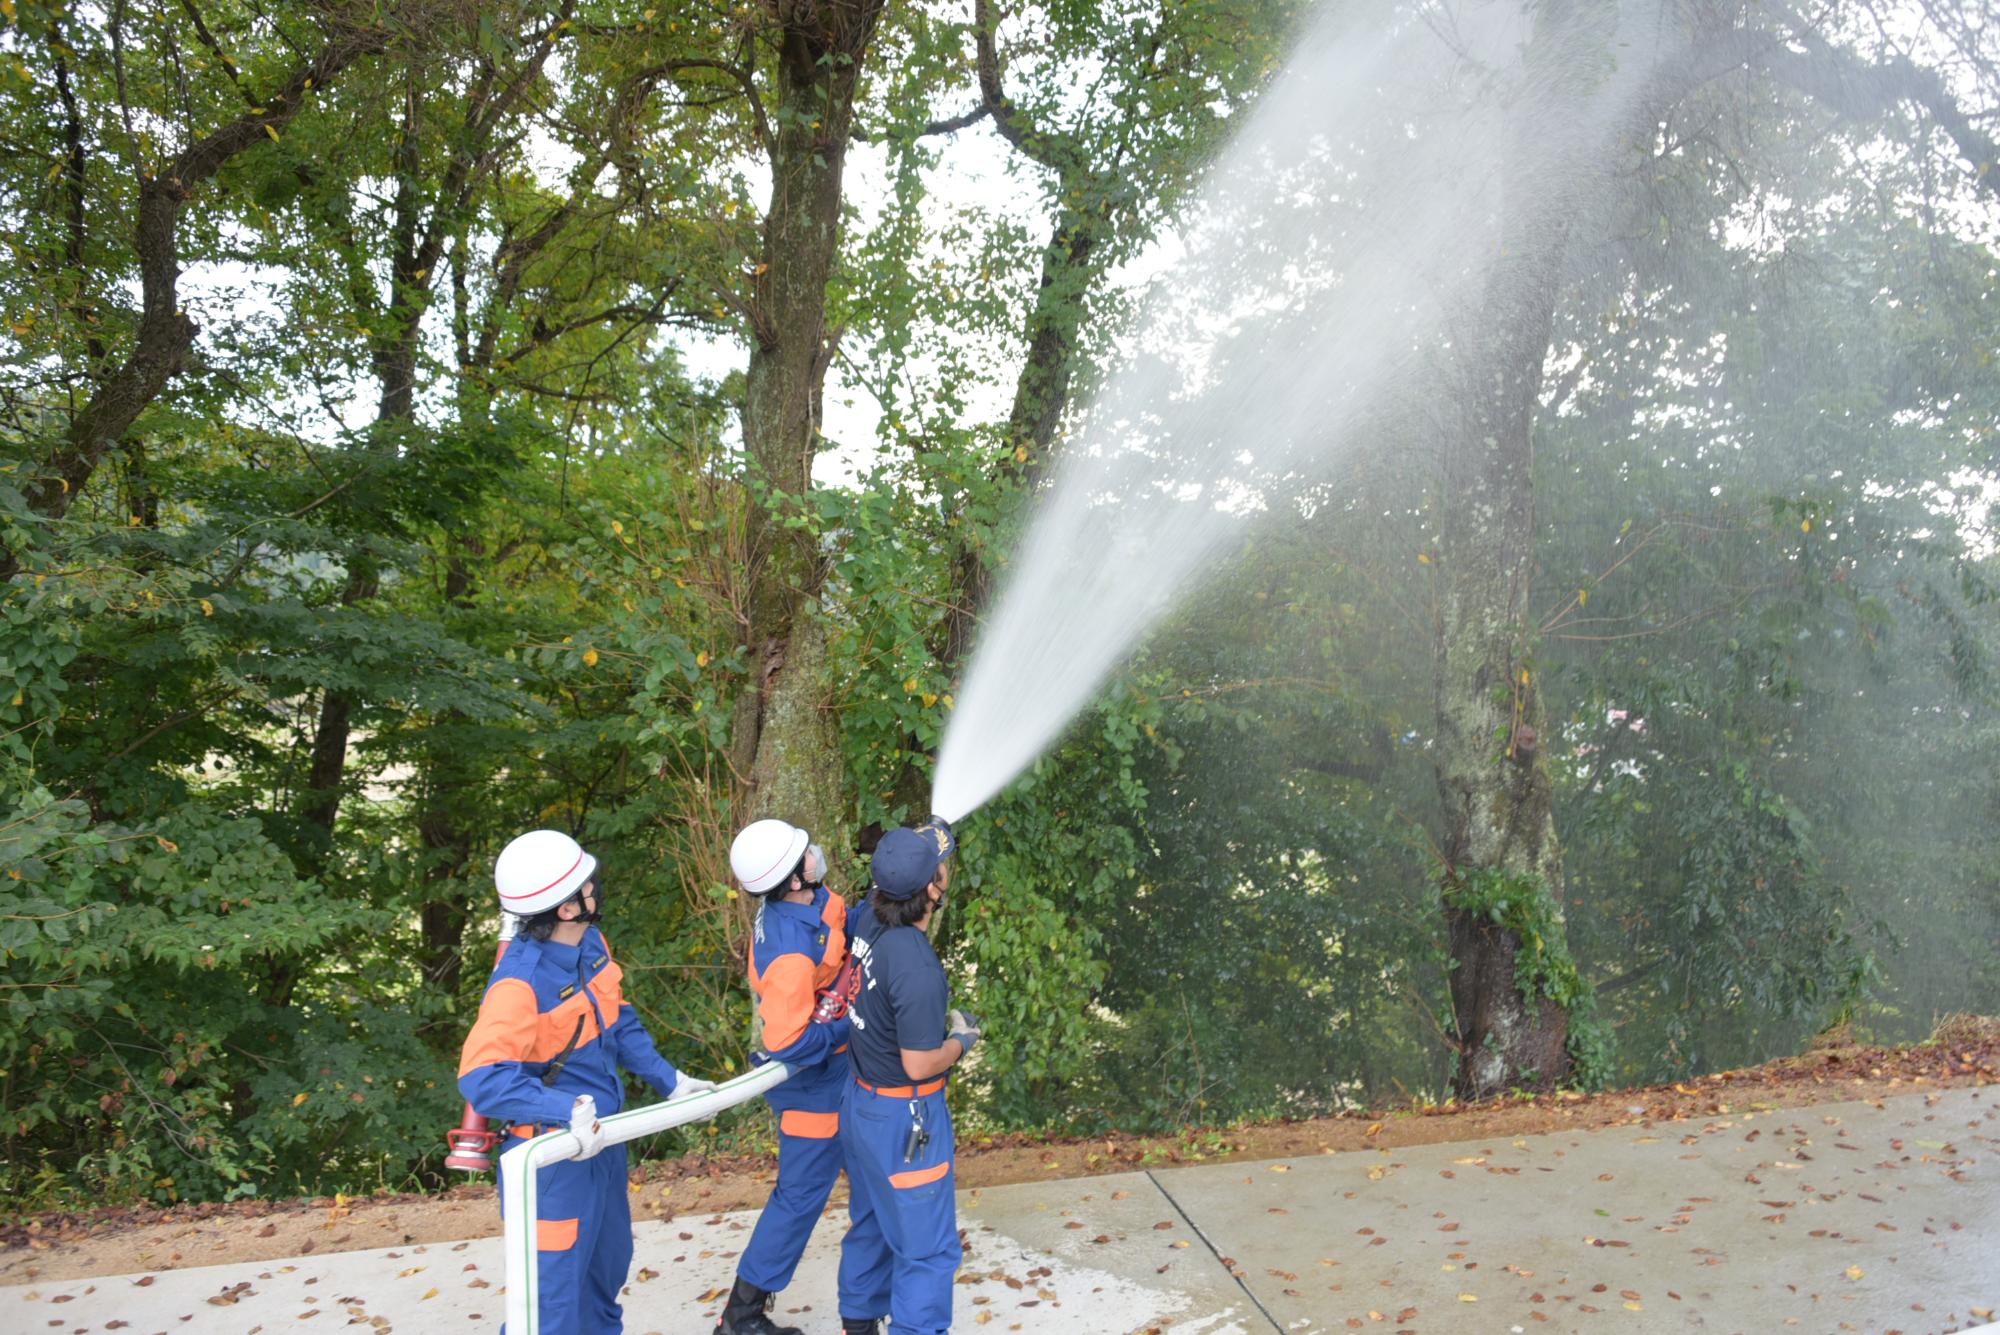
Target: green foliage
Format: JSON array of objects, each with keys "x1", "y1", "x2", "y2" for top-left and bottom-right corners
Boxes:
[
  {"x1": 1439, "y1": 867, "x2": 1611, "y2": 1091},
  {"x1": 0, "y1": 784, "x2": 385, "y2": 1201},
  {"x1": 0, "y1": 0, "x2": 1996, "y2": 1214},
  {"x1": 941, "y1": 694, "x2": 1157, "y2": 1128},
  {"x1": 1442, "y1": 868, "x2": 1589, "y2": 1010}
]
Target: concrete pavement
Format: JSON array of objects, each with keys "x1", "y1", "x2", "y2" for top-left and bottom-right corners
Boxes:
[{"x1": 5, "y1": 1086, "x2": 1995, "y2": 1334}]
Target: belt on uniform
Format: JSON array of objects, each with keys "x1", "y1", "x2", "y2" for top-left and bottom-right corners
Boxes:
[{"x1": 854, "y1": 1075, "x2": 945, "y2": 1097}]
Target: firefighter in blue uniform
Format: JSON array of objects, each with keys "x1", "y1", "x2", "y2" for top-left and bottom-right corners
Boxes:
[
  {"x1": 837, "y1": 818, "x2": 981, "y2": 1335},
  {"x1": 459, "y1": 829, "x2": 718, "y2": 1335},
  {"x1": 716, "y1": 819, "x2": 853, "y2": 1335}
]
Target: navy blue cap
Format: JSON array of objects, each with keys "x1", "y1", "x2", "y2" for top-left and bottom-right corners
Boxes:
[
  {"x1": 914, "y1": 814, "x2": 956, "y2": 862},
  {"x1": 872, "y1": 823, "x2": 952, "y2": 900}
]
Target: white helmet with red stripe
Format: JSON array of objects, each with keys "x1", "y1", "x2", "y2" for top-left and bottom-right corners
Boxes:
[
  {"x1": 730, "y1": 818, "x2": 811, "y2": 896},
  {"x1": 495, "y1": 829, "x2": 597, "y2": 916}
]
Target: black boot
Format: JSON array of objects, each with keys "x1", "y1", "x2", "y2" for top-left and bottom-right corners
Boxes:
[
  {"x1": 840, "y1": 1320, "x2": 882, "y2": 1335},
  {"x1": 713, "y1": 1275, "x2": 803, "y2": 1335}
]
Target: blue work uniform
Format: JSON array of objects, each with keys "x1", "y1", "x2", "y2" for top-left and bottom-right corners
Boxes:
[
  {"x1": 739, "y1": 885, "x2": 851, "y2": 1293},
  {"x1": 838, "y1": 902, "x2": 962, "y2": 1335},
  {"x1": 459, "y1": 927, "x2": 682, "y2": 1335}
]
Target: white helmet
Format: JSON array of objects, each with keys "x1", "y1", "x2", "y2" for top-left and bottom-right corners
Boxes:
[
  {"x1": 730, "y1": 819, "x2": 810, "y2": 895},
  {"x1": 495, "y1": 829, "x2": 597, "y2": 916}
]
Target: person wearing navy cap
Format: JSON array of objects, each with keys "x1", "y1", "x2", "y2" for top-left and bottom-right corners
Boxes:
[{"x1": 835, "y1": 817, "x2": 979, "y2": 1335}]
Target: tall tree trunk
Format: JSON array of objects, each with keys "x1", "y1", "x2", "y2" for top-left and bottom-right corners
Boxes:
[
  {"x1": 290, "y1": 52, "x2": 467, "y2": 885},
  {"x1": 1422, "y1": 0, "x2": 2000, "y2": 1102},
  {"x1": 731, "y1": 3, "x2": 888, "y2": 871},
  {"x1": 278, "y1": 69, "x2": 447, "y2": 1004},
  {"x1": 1431, "y1": 27, "x2": 1591, "y2": 1101},
  {"x1": 416, "y1": 551, "x2": 478, "y2": 996},
  {"x1": 417, "y1": 815, "x2": 475, "y2": 996},
  {"x1": 255, "y1": 562, "x2": 379, "y2": 1011}
]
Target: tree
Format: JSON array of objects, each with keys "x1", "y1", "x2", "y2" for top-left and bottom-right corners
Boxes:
[
  {"x1": 0, "y1": 3, "x2": 398, "y2": 582},
  {"x1": 650, "y1": 1, "x2": 894, "y2": 883},
  {"x1": 1426, "y1": 0, "x2": 2000, "y2": 1098}
]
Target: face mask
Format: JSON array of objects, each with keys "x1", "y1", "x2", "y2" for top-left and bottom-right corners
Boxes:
[{"x1": 575, "y1": 882, "x2": 605, "y2": 924}]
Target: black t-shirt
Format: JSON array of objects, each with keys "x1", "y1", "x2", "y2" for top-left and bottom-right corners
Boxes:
[{"x1": 846, "y1": 904, "x2": 949, "y2": 1088}]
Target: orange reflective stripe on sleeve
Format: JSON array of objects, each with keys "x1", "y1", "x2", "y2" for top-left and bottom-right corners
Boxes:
[
  {"x1": 755, "y1": 953, "x2": 815, "y2": 1052},
  {"x1": 458, "y1": 978, "x2": 540, "y2": 1077},
  {"x1": 779, "y1": 1108, "x2": 839, "y2": 1139},
  {"x1": 888, "y1": 1161, "x2": 950, "y2": 1189},
  {"x1": 537, "y1": 1218, "x2": 579, "y2": 1251}
]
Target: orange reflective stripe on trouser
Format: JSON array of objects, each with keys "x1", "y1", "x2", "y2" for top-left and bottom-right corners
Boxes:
[
  {"x1": 739, "y1": 1103, "x2": 844, "y2": 1293},
  {"x1": 888, "y1": 1161, "x2": 950, "y2": 1189},
  {"x1": 537, "y1": 1217, "x2": 579, "y2": 1251},
  {"x1": 779, "y1": 1108, "x2": 839, "y2": 1139}
]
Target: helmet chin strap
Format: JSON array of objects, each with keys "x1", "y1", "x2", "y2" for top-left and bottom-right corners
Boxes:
[{"x1": 573, "y1": 882, "x2": 605, "y2": 924}]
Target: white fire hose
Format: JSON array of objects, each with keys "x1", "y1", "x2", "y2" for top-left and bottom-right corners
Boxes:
[{"x1": 500, "y1": 1061, "x2": 793, "y2": 1334}]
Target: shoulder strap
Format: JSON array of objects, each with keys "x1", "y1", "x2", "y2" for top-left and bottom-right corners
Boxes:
[{"x1": 540, "y1": 1012, "x2": 589, "y2": 1086}]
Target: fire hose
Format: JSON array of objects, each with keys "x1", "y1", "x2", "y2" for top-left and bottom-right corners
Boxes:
[
  {"x1": 442, "y1": 914, "x2": 517, "y2": 1173},
  {"x1": 447, "y1": 911, "x2": 858, "y2": 1173}
]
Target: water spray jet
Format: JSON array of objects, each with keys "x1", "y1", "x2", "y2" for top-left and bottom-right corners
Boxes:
[{"x1": 930, "y1": 0, "x2": 1678, "y2": 826}]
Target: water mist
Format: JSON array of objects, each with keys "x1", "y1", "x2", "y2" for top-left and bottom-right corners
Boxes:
[{"x1": 932, "y1": 0, "x2": 1676, "y2": 824}]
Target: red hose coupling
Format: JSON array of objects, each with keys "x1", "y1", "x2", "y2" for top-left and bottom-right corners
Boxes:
[{"x1": 444, "y1": 1110, "x2": 503, "y2": 1173}]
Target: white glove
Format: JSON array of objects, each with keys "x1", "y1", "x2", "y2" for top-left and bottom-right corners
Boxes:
[
  {"x1": 667, "y1": 1074, "x2": 721, "y2": 1122},
  {"x1": 666, "y1": 1074, "x2": 718, "y2": 1102},
  {"x1": 948, "y1": 1008, "x2": 982, "y2": 1055},
  {"x1": 569, "y1": 1094, "x2": 605, "y2": 1160}
]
